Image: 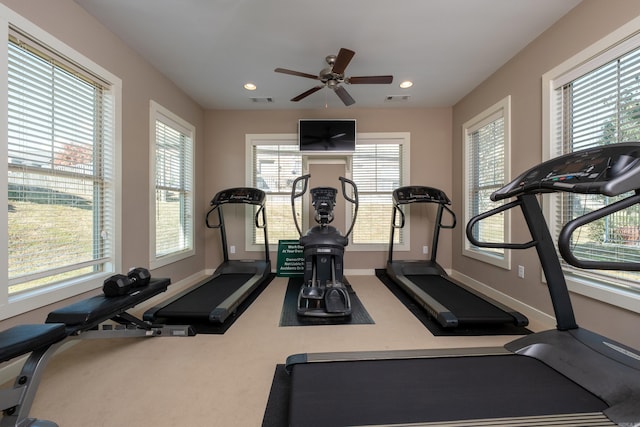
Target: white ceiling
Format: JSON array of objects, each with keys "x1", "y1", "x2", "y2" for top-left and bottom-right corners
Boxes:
[{"x1": 74, "y1": 0, "x2": 581, "y2": 110}]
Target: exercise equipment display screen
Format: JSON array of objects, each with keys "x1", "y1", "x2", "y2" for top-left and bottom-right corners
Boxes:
[
  {"x1": 493, "y1": 142, "x2": 640, "y2": 200},
  {"x1": 211, "y1": 187, "x2": 265, "y2": 205},
  {"x1": 393, "y1": 186, "x2": 451, "y2": 205}
]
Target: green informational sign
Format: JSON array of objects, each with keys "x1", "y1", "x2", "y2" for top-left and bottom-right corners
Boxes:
[{"x1": 276, "y1": 240, "x2": 304, "y2": 277}]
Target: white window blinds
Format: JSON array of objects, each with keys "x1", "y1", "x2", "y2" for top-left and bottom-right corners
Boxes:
[
  {"x1": 251, "y1": 144, "x2": 302, "y2": 244},
  {"x1": 7, "y1": 30, "x2": 114, "y2": 294},
  {"x1": 153, "y1": 109, "x2": 194, "y2": 261},
  {"x1": 553, "y1": 43, "x2": 640, "y2": 292},
  {"x1": 463, "y1": 97, "x2": 510, "y2": 268},
  {"x1": 352, "y1": 143, "x2": 403, "y2": 245}
]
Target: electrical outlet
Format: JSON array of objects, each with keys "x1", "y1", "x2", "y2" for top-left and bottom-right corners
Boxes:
[
  {"x1": 230, "y1": 245, "x2": 236, "y2": 254},
  {"x1": 518, "y1": 265, "x2": 525, "y2": 278},
  {"x1": 423, "y1": 245, "x2": 429, "y2": 254}
]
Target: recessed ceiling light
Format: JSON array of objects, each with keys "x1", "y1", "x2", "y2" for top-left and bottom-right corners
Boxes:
[
  {"x1": 244, "y1": 82, "x2": 257, "y2": 90},
  {"x1": 399, "y1": 81, "x2": 413, "y2": 89}
]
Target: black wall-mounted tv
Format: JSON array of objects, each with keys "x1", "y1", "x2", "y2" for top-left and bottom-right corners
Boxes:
[{"x1": 298, "y1": 119, "x2": 356, "y2": 153}]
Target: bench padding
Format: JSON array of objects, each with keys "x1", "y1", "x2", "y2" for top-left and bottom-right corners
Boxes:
[
  {"x1": 0, "y1": 323, "x2": 67, "y2": 363},
  {"x1": 45, "y1": 278, "x2": 170, "y2": 332}
]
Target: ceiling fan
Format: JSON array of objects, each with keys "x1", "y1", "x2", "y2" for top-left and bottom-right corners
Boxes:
[{"x1": 274, "y1": 48, "x2": 393, "y2": 106}]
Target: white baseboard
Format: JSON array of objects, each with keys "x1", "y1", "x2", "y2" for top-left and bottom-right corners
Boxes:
[
  {"x1": 449, "y1": 269, "x2": 555, "y2": 329},
  {"x1": 345, "y1": 269, "x2": 375, "y2": 276}
]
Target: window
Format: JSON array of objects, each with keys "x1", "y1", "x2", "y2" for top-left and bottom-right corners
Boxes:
[
  {"x1": 246, "y1": 134, "x2": 302, "y2": 249},
  {"x1": 463, "y1": 96, "x2": 511, "y2": 269},
  {"x1": 246, "y1": 132, "x2": 409, "y2": 251},
  {"x1": 2, "y1": 9, "x2": 121, "y2": 318},
  {"x1": 351, "y1": 133, "x2": 409, "y2": 250},
  {"x1": 543, "y1": 20, "x2": 640, "y2": 312},
  {"x1": 150, "y1": 101, "x2": 194, "y2": 268}
]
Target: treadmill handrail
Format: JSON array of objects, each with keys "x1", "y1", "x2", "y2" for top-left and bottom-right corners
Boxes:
[
  {"x1": 466, "y1": 199, "x2": 537, "y2": 250},
  {"x1": 390, "y1": 202, "x2": 456, "y2": 230},
  {"x1": 559, "y1": 191, "x2": 640, "y2": 270},
  {"x1": 441, "y1": 205, "x2": 457, "y2": 229},
  {"x1": 205, "y1": 204, "x2": 222, "y2": 229}
]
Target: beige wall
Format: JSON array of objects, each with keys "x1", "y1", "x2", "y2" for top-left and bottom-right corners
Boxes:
[
  {"x1": 0, "y1": 0, "x2": 206, "y2": 328},
  {"x1": 204, "y1": 108, "x2": 452, "y2": 272},
  {"x1": 452, "y1": 0, "x2": 640, "y2": 349},
  {"x1": 4, "y1": 0, "x2": 640, "y2": 353}
]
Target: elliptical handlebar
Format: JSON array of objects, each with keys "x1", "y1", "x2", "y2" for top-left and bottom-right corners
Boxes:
[
  {"x1": 291, "y1": 174, "x2": 310, "y2": 236},
  {"x1": 339, "y1": 176, "x2": 359, "y2": 239},
  {"x1": 290, "y1": 174, "x2": 359, "y2": 239}
]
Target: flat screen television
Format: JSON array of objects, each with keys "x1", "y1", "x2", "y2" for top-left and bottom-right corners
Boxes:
[{"x1": 298, "y1": 119, "x2": 356, "y2": 153}]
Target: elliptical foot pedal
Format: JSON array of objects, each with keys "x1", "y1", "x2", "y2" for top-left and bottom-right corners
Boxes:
[
  {"x1": 301, "y1": 285, "x2": 324, "y2": 300},
  {"x1": 325, "y1": 287, "x2": 351, "y2": 315}
]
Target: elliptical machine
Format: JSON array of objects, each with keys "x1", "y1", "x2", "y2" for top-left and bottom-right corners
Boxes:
[{"x1": 291, "y1": 174, "x2": 359, "y2": 317}]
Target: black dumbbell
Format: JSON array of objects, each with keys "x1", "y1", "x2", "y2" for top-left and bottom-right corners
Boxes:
[
  {"x1": 128, "y1": 267, "x2": 151, "y2": 288},
  {"x1": 103, "y1": 274, "x2": 132, "y2": 297},
  {"x1": 103, "y1": 268, "x2": 150, "y2": 297}
]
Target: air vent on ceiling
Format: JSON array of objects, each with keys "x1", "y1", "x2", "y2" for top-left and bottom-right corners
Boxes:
[
  {"x1": 385, "y1": 95, "x2": 411, "y2": 102},
  {"x1": 250, "y1": 97, "x2": 274, "y2": 103}
]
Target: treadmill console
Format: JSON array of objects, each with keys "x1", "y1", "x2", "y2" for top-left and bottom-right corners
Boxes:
[
  {"x1": 492, "y1": 142, "x2": 640, "y2": 201},
  {"x1": 393, "y1": 186, "x2": 451, "y2": 205},
  {"x1": 210, "y1": 187, "x2": 266, "y2": 206}
]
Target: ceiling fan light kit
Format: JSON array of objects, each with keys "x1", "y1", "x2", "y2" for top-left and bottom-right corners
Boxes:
[{"x1": 275, "y1": 48, "x2": 393, "y2": 106}]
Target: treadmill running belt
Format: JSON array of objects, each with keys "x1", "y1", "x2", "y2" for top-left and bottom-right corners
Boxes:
[
  {"x1": 405, "y1": 274, "x2": 514, "y2": 323},
  {"x1": 153, "y1": 273, "x2": 254, "y2": 319},
  {"x1": 288, "y1": 355, "x2": 608, "y2": 427}
]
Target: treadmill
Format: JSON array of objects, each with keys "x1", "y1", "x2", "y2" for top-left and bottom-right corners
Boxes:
[
  {"x1": 283, "y1": 143, "x2": 640, "y2": 426},
  {"x1": 386, "y1": 185, "x2": 528, "y2": 328},
  {"x1": 144, "y1": 187, "x2": 270, "y2": 324}
]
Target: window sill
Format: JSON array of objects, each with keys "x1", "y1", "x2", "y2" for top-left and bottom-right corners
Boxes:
[
  {"x1": 463, "y1": 247, "x2": 510, "y2": 270},
  {"x1": 150, "y1": 249, "x2": 195, "y2": 270},
  {"x1": 565, "y1": 273, "x2": 640, "y2": 315}
]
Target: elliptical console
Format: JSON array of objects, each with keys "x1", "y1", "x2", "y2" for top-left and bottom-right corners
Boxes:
[{"x1": 291, "y1": 174, "x2": 359, "y2": 317}]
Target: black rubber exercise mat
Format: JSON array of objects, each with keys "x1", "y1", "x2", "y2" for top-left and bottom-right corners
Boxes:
[
  {"x1": 279, "y1": 277, "x2": 374, "y2": 326},
  {"x1": 375, "y1": 269, "x2": 531, "y2": 336}
]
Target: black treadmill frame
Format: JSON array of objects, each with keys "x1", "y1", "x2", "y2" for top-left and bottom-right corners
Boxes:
[
  {"x1": 386, "y1": 185, "x2": 528, "y2": 328},
  {"x1": 144, "y1": 187, "x2": 271, "y2": 324},
  {"x1": 284, "y1": 143, "x2": 640, "y2": 426}
]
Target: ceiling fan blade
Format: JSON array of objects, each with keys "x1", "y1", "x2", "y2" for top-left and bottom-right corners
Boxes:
[
  {"x1": 334, "y1": 85, "x2": 355, "y2": 106},
  {"x1": 291, "y1": 86, "x2": 323, "y2": 102},
  {"x1": 274, "y1": 68, "x2": 319, "y2": 80},
  {"x1": 332, "y1": 48, "x2": 355, "y2": 75},
  {"x1": 347, "y1": 75, "x2": 394, "y2": 84}
]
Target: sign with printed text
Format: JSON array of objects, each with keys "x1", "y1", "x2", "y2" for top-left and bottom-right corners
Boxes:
[{"x1": 276, "y1": 240, "x2": 304, "y2": 277}]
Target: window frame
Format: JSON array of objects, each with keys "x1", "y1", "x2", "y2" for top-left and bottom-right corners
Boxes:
[
  {"x1": 542, "y1": 15, "x2": 640, "y2": 314},
  {"x1": 349, "y1": 132, "x2": 410, "y2": 251},
  {"x1": 0, "y1": 5, "x2": 122, "y2": 319},
  {"x1": 149, "y1": 101, "x2": 195, "y2": 269},
  {"x1": 245, "y1": 132, "x2": 410, "y2": 252},
  {"x1": 462, "y1": 96, "x2": 512, "y2": 269}
]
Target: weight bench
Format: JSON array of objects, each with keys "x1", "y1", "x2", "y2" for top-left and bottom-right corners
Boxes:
[
  {"x1": 45, "y1": 278, "x2": 193, "y2": 338},
  {"x1": 0, "y1": 277, "x2": 194, "y2": 427}
]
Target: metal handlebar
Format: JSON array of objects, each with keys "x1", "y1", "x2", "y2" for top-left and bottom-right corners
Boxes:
[
  {"x1": 441, "y1": 205, "x2": 457, "y2": 229},
  {"x1": 205, "y1": 205, "x2": 221, "y2": 229},
  {"x1": 465, "y1": 199, "x2": 537, "y2": 250},
  {"x1": 291, "y1": 174, "x2": 310, "y2": 236},
  {"x1": 559, "y1": 192, "x2": 640, "y2": 270},
  {"x1": 339, "y1": 176, "x2": 359, "y2": 239}
]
